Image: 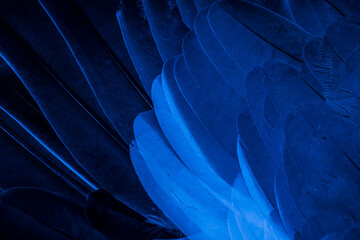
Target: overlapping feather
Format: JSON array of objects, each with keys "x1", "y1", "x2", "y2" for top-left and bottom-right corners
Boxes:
[{"x1": 0, "y1": 0, "x2": 359, "y2": 239}]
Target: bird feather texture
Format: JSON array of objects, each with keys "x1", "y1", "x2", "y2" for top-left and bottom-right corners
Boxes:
[{"x1": 0, "y1": 0, "x2": 359, "y2": 239}]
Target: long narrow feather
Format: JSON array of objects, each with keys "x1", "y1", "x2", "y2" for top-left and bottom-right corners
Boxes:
[
  {"x1": 141, "y1": 0, "x2": 189, "y2": 61},
  {"x1": 133, "y1": 110, "x2": 230, "y2": 239},
  {"x1": 117, "y1": 2, "x2": 163, "y2": 95},
  {"x1": 39, "y1": 0, "x2": 151, "y2": 145},
  {"x1": 0, "y1": 21, "x2": 158, "y2": 220}
]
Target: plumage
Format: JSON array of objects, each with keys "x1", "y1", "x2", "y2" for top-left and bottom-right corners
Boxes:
[
  {"x1": 182, "y1": 31, "x2": 244, "y2": 158},
  {"x1": 0, "y1": 188, "x2": 109, "y2": 239},
  {"x1": 0, "y1": 73, "x2": 96, "y2": 193},
  {"x1": 0, "y1": 13, "x2": 159, "y2": 224},
  {"x1": 326, "y1": 0, "x2": 360, "y2": 21},
  {"x1": 1, "y1": 0, "x2": 360, "y2": 239},
  {"x1": 274, "y1": 162, "x2": 305, "y2": 239},
  {"x1": 152, "y1": 75, "x2": 232, "y2": 200},
  {"x1": 287, "y1": 0, "x2": 342, "y2": 37},
  {"x1": 117, "y1": 3, "x2": 163, "y2": 96},
  {"x1": 325, "y1": 20, "x2": 360, "y2": 60},
  {"x1": 209, "y1": 1, "x2": 310, "y2": 72},
  {"x1": 0, "y1": 129, "x2": 84, "y2": 201},
  {"x1": 283, "y1": 108, "x2": 360, "y2": 238},
  {"x1": 142, "y1": 0, "x2": 189, "y2": 61},
  {"x1": 0, "y1": 0, "x2": 117, "y2": 133},
  {"x1": 85, "y1": 189, "x2": 177, "y2": 239},
  {"x1": 237, "y1": 108, "x2": 277, "y2": 213},
  {"x1": 162, "y1": 56, "x2": 237, "y2": 185},
  {"x1": 192, "y1": 0, "x2": 215, "y2": 11},
  {"x1": 130, "y1": 140, "x2": 197, "y2": 237},
  {"x1": 133, "y1": 110, "x2": 230, "y2": 239},
  {"x1": 194, "y1": 8, "x2": 246, "y2": 97},
  {"x1": 39, "y1": 0, "x2": 151, "y2": 143},
  {"x1": 176, "y1": 0, "x2": 197, "y2": 30}
]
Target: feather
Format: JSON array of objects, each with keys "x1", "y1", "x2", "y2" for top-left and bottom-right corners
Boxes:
[
  {"x1": 300, "y1": 62, "x2": 325, "y2": 96},
  {"x1": 208, "y1": 1, "x2": 312, "y2": 72},
  {"x1": 274, "y1": 160, "x2": 306, "y2": 238},
  {"x1": 38, "y1": 0, "x2": 151, "y2": 144},
  {"x1": 0, "y1": 109, "x2": 92, "y2": 197},
  {"x1": 194, "y1": 8, "x2": 246, "y2": 97},
  {"x1": 162, "y1": 56, "x2": 237, "y2": 184},
  {"x1": 325, "y1": 20, "x2": 360, "y2": 60},
  {"x1": 193, "y1": 0, "x2": 216, "y2": 10},
  {"x1": 287, "y1": 0, "x2": 343, "y2": 37},
  {"x1": 283, "y1": 108, "x2": 360, "y2": 238},
  {"x1": 0, "y1": 0, "x2": 117, "y2": 134},
  {"x1": 130, "y1": 140, "x2": 197, "y2": 237},
  {"x1": 0, "y1": 129, "x2": 84, "y2": 202},
  {"x1": 236, "y1": 142, "x2": 289, "y2": 240},
  {"x1": 231, "y1": 173, "x2": 270, "y2": 239},
  {"x1": 152, "y1": 75, "x2": 232, "y2": 200},
  {"x1": 303, "y1": 39, "x2": 341, "y2": 97},
  {"x1": 263, "y1": 61, "x2": 322, "y2": 150},
  {"x1": 324, "y1": 48, "x2": 360, "y2": 124},
  {"x1": 0, "y1": 73, "x2": 97, "y2": 192},
  {"x1": 175, "y1": 54, "x2": 232, "y2": 152},
  {"x1": 298, "y1": 104, "x2": 360, "y2": 177},
  {"x1": 227, "y1": 209, "x2": 244, "y2": 240},
  {"x1": 245, "y1": 0, "x2": 294, "y2": 20},
  {"x1": 73, "y1": 0, "x2": 142, "y2": 86},
  {"x1": 2, "y1": 0, "x2": 360, "y2": 238},
  {"x1": 344, "y1": 227, "x2": 360, "y2": 239},
  {"x1": 326, "y1": 0, "x2": 360, "y2": 21},
  {"x1": 141, "y1": 0, "x2": 189, "y2": 61},
  {"x1": 245, "y1": 61, "x2": 322, "y2": 171},
  {"x1": 182, "y1": 31, "x2": 244, "y2": 158},
  {"x1": 133, "y1": 111, "x2": 230, "y2": 239},
  {"x1": 176, "y1": 0, "x2": 197, "y2": 30},
  {"x1": 244, "y1": 61, "x2": 326, "y2": 238},
  {"x1": 237, "y1": 108, "x2": 277, "y2": 213},
  {"x1": 174, "y1": 55, "x2": 240, "y2": 180},
  {"x1": 0, "y1": 188, "x2": 109, "y2": 239},
  {"x1": 219, "y1": 0, "x2": 313, "y2": 62},
  {"x1": 85, "y1": 190, "x2": 176, "y2": 239},
  {"x1": 117, "y1": 3, "x2": 163, "y2": 95},
  {"x1": 244, "y1": 66, "x2": 276, "y2": 157},
  {"x1": 305, "y1": 36, "x2": 360, "y2": 125},
  {"x1": 0, "y1": 20, "x2": 158, "y2": 221}
]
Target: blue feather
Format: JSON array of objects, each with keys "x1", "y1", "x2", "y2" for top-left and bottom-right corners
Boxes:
[
  {"x1": 162, "y1": 56, "x2": 238, "y2": 184},
  {"x1": 193, "y1": 0, "x2": 215, "y2": 10},
  {"x1": 194, "y1": 8, "x2": 246, "y2": 97},
  {"x1": 0, "y1": 19, "x2": 158, "y2": 221},
  {"x1": 142, "y1": 0, "x2": 189, "y2": 60},
  {"x1": 176, "y1": 0, "x2": 197, "y2": 30},
  {"x1": 284, "y1": 107, "x2": 360, "y2": 238},
  {"x1": 182, "y1": 31, "x2": 244, "y2": 157},
  {"x1": 287, "y1": 0, "x2": 343, "y2": 37},
  {"x1": 1, "y1": 0, "x2": 360, "y2": 238},
  {"x1": 133, "y1": 110, "x2": 230, "y2": 239},
  {"x1": 209, "y1": 1, "x2": 312, "y2": 71},
  {"x1": 0, "y1": 188, "x2": 109, "y2": 239},
  {"x1": 117, "y1": 3, "x2": 163, "y2": 95},
  {"x1": 39, "y1": 0, "x2": 151, "y2": 144},
  {"x1": 130, "y1": 140, "x2": 198, "y2": 237}
]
